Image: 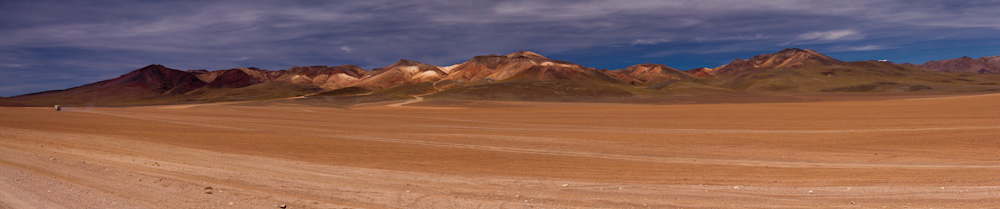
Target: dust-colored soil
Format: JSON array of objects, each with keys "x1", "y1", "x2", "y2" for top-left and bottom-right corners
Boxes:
[{"x1": 2, "y1": 94, "x2": 999, "y2": 208}]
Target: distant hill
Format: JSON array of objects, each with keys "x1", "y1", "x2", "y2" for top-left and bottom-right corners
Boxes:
[
  {"x1": 906, "y1": 56, "x2": 1000, "y2": 74},
  {"x1": 612, "y1": 63, "x2": 702, "y2": 84},
  {"x1": 711, "y1": 48, "x2": 844, "y2": 75},
  {"x1": 356, "y1": 59, "x2": 448, "y2": 90},
  {"x1": 711, "y1": 50, "x2": 1000, "y2": 93},
  {"x1": 444, "y1": 51, "x2": 620, "y2": 83},
  {"x1": 685, "y1": 68, "x2": 715, "y2": 78},
  {"x1": 428, "y1": 51, "x2": 635, "y2": 102}
]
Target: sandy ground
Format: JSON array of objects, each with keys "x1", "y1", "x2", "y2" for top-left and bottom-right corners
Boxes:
[{"x1": 2, "y1": 94, "x2": 999, "y2": 208}]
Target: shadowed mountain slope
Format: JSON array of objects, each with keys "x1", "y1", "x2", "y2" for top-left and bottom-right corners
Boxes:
[
  {"x1": 2, "y1": 65, "x2": 207, "y2": 105},
  {"x1": 906, "y1": 56, "x2": 1000, "y2": 74},
  {"x1": 3, "y1": 65, "x2": 366, "y2": 106}
]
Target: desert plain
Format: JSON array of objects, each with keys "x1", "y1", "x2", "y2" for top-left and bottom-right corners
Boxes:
[{"x1": 1, "y1": 94, "x2": 999, "y2": 208}]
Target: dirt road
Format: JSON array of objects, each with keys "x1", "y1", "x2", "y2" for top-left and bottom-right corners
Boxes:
[{"x1": 2, "y1": 94, "x2": 999, "y2": 208}]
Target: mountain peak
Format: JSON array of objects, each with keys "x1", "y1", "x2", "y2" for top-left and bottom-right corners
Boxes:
[
  {"x1": 712, "y1": 48, "x2": 842, "y2": 75},
  {"x1": 392, "y1": 59, "x2": 426, "y2": 67},
  {"x1": 775, "y1": 48, "x2": 827, "y2": 58},
  {"x1": 137, "y1": 64, "x2": 169, "y2": 71},
  {"x1": 612, "y1": 63, "x2": 699, "y2": 84},
  {"x1": 778, "y1": 48, "x2": 807, "y2": 53},
  {"x1": 506, "y1": 51, "x2": 548, "y2": 59}
]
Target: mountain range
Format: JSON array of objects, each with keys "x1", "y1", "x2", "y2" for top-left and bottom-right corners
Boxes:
[
  {"x1": 3, "y1": 49, "x2": 999, "y2": 106},
  {"x1": 905, "y1": 56, "x2": 1000, "y2": 74}
]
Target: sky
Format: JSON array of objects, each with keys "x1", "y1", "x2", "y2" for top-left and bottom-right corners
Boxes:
[{"x1": 2, "y1": 0, "x2": 1000, "y2": 97}]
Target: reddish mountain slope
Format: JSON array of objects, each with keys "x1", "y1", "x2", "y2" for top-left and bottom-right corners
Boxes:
[
  {"x1": 712, "y1": 48, "x2": 844, "y2": 75},
  {"x1": 909, "y1": 56, "x2": 1000, "y2": 74},
  {"x1": 429, "y1": 52, "x2": 634, "y2": 102},
  {"x1": 356, "y1": 59, "x2": 448, "y2": 90},
  {"x1": 685, "y1": 68, "x2": 715, "y2": 78},
  {"x1": 446, "y1": 51, "x2": 620, "y2": 83},
  {"x1": 612, "y1": 64, "x2": 701, "y2": 84}
]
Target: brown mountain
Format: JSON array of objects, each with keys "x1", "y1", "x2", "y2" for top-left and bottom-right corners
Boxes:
[
  {"x1": 355, "y1": 59, "x2": 448, "y2": 90},
  {"x1": 3, "y1": 64, "x2": 373, "y2": 106},
  {"x1": 713, "y1": 50, "x2": 999, "y2": 93},
  {"x1": 429, "y1": 51, "x2": 633, "y2": 101},
  {"x1": 183, "y1": 65, "x2": 367, "y2": 90},
  {"x1": 272, "y1": 65, "x2": 366, "y2": 89},
  {"x1": 908, "y1": 56, "x2": 1000, "y2": 74},
  {"x1": 204, "y1": 68, "x2": 273, "y2": 88},
  {"x1": 2, "y1": 65, "x2": 208, "y2": 105},
  {"x1": 712, "y1": 48, "x2": 844, "y2": 75},
  {"x1": 612, "y1": 64, "x2": 701, "y2": 85},
  {"x1": 446, "y1": 51, "x2": 620, "y2": 83},
  {"x1": 685, "y1": 68, "x2": 715, "y2": 78}
]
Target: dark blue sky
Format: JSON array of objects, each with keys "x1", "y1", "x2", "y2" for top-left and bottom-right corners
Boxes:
[{"x1": 2, "y1": 0, "x2": 999, "y2": 96}]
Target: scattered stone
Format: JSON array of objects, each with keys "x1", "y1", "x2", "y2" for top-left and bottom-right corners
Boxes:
[
  {"x1": 405, "y1": 190, "x2": 410, "y2": 193},
  {"x1": 851, "y1": 201, "x2": 856, "y2": 205},
  {"x1": 204, "y1": 186, "x2": 213, "y2": 190},
  {"x1": 733, "y1": 185, "x2": 740, "y2": 189},
  {"x1": 808, "y1": 190, "x2": 814, "y2": 194},
  {"x1": 560, "y1": 184, "x2": 569, "y2": 187},
  {"x1": 228, "y1": 202, "x2": 234, "y2": 205},
  {"x1": 205, "y1": 191, "x2": 213, "y2": 194},
  {"x1": 515, "y1": 195, "x2": 521, "y2": 198},
  {"x1": 276, "y1": 204, "x2": 287, "y2": 208},
  {"x1": 940, "y1": 187, "x2": 945, "y2": 190},
  {"x1": 137, "y1": 179, "x2": 141, "y2": 182}
]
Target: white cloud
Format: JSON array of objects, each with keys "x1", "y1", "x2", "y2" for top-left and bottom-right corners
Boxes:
[
  {"x1": 799, "y1": 30, "x2": 861, "y2": 41},
  {"x1": 0, "y1": 63, "x2": 28, "y2": 68},
  {"x1": 782, "y1": 29, "x2": 864, "y2": 45},
  {"x1": 631, "y1": 39, "x2": 671, "y2": 45},
  {"x1": 340, "y1": 46, "x2": 353, "y2": 53},
  {"x1": 830, "y1": 45, "x2": 890, "y2": 52},
  {"x1": 228, "y1": 56, "x2": 251, "y2": 61},
  {"x1": 695, "y1": 34, "x2": 772, "y2": 42}
]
